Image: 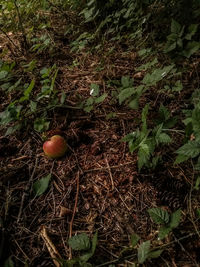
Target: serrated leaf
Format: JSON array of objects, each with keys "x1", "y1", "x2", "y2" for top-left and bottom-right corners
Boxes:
[
  {"x1": 148, "y1": 249, "x2": 163, "y2": 259},
  {"x1": 158, "y1": 225, "x2": 172, "y2": 240},
  {"x1": 148, "y1": 208, "x2": 169, "y2": 224},
  {"x1": 118, "y1": 87, "x2": 135, "y2": 104},
  {"x1": 176, "y1": 141, "x2": 200, "y2": 158},
  {"x1": 69, "y1": 233, "x2": 91, "y2": 251},
  {"x1": 79, "y1": 231, "x2": 98, "y2": 263},
  {"x1": 33, "y1": 174, "x2": 51, "y2": 197},
  {"x1": 169, "y1": 209, "x2": 181, "y2": 229},
  {"x1": 138, "y1": 143, "x2": 150, "y2": 170},
  {"x1": 130, "y1": 233, "x2": 140, "y2": 247},
  {"x1": 138, "y1": 240, "x2": 150, "y2": 264},
  {"x1": 157, "y1": 133, "x2": 171, "y2": 144}
]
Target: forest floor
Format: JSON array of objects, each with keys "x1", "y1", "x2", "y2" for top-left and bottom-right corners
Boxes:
[{"x1": 0, "y1": 14, "x2": 200, "y2": 267}]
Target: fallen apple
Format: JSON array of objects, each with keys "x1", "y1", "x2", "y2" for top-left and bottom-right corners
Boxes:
[{"x1": 43, "y1": 135, "x2": 67, "y2": 159}]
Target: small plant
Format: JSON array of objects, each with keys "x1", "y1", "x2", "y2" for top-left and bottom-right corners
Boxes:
[
  {"x1": 122, "y1": 104, "x2": 175, "y2": 170},
  {"x1": 81, "y1": 83, "x2": 107, "y2": 112},
  {"x1": 137, "y1": 240, "x2": 163, "y2": 264},
  {"x1": 165, "y1": 19, "x2": 200, "y2": 58},
  {"x1": 59, "y1": 232, "x2": 98, "y2": 266},
  {"x1": 148, "y1": 208, "x2": 182, "y2": 240}
]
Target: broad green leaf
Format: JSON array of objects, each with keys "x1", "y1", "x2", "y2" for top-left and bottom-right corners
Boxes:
[
  {"x1": 136, "y1": 58, "x2": 158, "y2": 71},
  {"x1": 138, "y1": 240, "x2": 150, "y2": 264},
  {"x1": 95, "y1": 93, "x2": 107, "y2": 104},
  {"x1": 118, "y1": 87, "x2": 135, "y2": 104},
  {"x1": 121, "y1": 76, "x2": 132, "y2": 88},
  {"x1": 157, "y1": 133, "x2": 171, "y2": 144},
  {"x1": 68, "y1": 233, "x2": 91, "y2": 251},
  {"x1": 85, "y1": 97, "x2": 94, "y2": 106},
  {"x1": 148, "y1": 249, "x2": 163, "y2": 259},
  {"x1": 90, "y1": 84, "x2": 99, "y2": 96},
  {"x1": 130, "y1": 233, "x2": 140, "y2": 247},
  {"x1": 84, "y1": 105, "x2": 93, "y2": 112},
  {"x1": 176, "y1": 141, "x2": 200, "y2": 158},
  {"x1": 171, "y1": 19, "x2": 181, "y2": 34},
  {"x1": 33, "y1": 174, "x2": 51, "y2": 197},
  {"x1": 128, "y1": 97, "x2": 139, "y2": 109},
  {"x1": 142, "y1": 65, "x2": 174, "y2": 86},
  {"x1": 158, "y1": 225, "x2": 172, "y2": 240},
  {"x1": 138, "y1": 143, "x2": 150, "y2": 170},
  {"x1": 148, "y1": 208, "x2": 169, "y2": 224},
  {"x1": 174, "y1": 154, "x2": 190, "y2": 164},
  {"x1": 183, "y1": 41, "x2": 200, "y2": 58},
  {"x1": 169, "y1": 209, "x2": 181, "y2": 229},
  {"x1": 79, "y1": 231, "x2": 98, "y2": 263}
]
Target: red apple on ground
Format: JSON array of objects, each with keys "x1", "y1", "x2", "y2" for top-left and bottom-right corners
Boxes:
[{"x1": 43, "y1": 135, "x2": 67, "y2": 159}]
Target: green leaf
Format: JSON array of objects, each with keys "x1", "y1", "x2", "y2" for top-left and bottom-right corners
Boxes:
[
  {"x1": 141, "y1": 104, "x2": 149, "y2": 134},
  {"x1": 121, "y1": 76, "x2": 132, "y2": 88},
  {"x1": 3, "y1": 256, "x2": 14, "y2": 267},
  {"x1": 174, "y1": 154, "x2": 190, "y2": 164},
  {"x1": 30, "y1": 101, "x2": 37, "y2": 112},
  {"x1": 84, "y1": 105, "x2": 93, "y2": 112},
  {"x1": 183, "y1": 41, "x2": 200, "y2": 58},
  {"x1": 34, "y1": 118, "x2": 50, "y2": 132},
  {"x1": 148, "y1": 208, "x2": 169, "y2": 224},
  {"x1": 128, "y1": 97, "x2": 139, "y2": 109},
  {"x1": 0, "y1": 70, "x2": 8, "y2": 80},
  {"x1": 171, "y1": 19, "x2": 181, "y2": 34},
  {"x1": 118, "y1": 87, "x2": 135, "y2": 104},
  {"x1": 157, "y1": 133, "x2": 171, "y2": 144},
  {"x1": 68, "y1": 233, "x2": 91, "y2": 251},
  {"x1": 158, "y1": 225, "x2": 172, "y2": 240},
  {"x1": 194, "y1": 176, "x2": 200, "y2": 190},
  {"x1": 90, "y1": 84, "x2": 99, "y2": 97},
  {"x1": 148, "y1": 249, "x2": 163, "y2": 259},
  {"x1": 94, "y1": 93, "x2": 107, "y2": 104},
  {"x1": 138, "y1": 240, "x2": 151, "y2": 264},
  {"x1": 79, "y1": 231, "x2": 98, "y2": 263},
  {"x1": 60, "y1": 92, "x2": 66, "y2": 104},
  {"x1": 19, "y1": 79, "x2": 35, "y2": 102},
  {"x1": 176, "y1": 141, "x2": 200, "y2": 158},
  {"x1": 142, "y1": 65, "x2": 174, "y2": 86},
  {"x1": 138, "y1": 143, "x2": 150, "y2": 170},
  {"x1": 130, "y1": 233, "x2": 140, "y2": 247},
  {"x1": 185, "y1": 24, "x2": 198, "y2": 40},
  {"x1": 33, "y1": 174, "x2": 51, "y2": 197},
  {"x1": 172, "y1": 80, "x2": 183, "y2": 92},
  {"x1": 169, "y1": 209, "x2": 181, "y2": 229}
]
